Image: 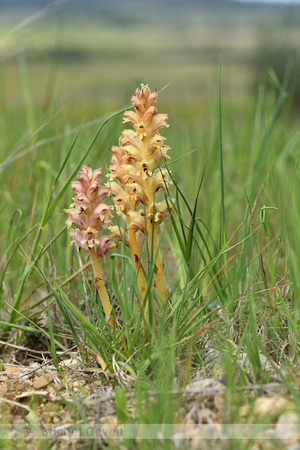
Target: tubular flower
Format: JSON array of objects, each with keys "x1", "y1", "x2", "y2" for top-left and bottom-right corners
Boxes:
[
  {"x1": 127, "y1": 210, "x2": 146, "y2": 233},
  {"x1": 108, "y1": 84, "x2": 173, "y2": 307},
  {"x1": 147, "y1": 200, "x2": 174, "y2": 225},
  {"x1": 96, "y1": 235, "x2": 116, "y2": 258},
  {"x1": 64, "y1": 165, "x2": 114, "y2": 255},
  {"x1": 109, "y1": 226, "x2": 130, "y2": 247}
]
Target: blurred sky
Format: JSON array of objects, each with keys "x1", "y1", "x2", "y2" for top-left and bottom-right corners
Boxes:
[{"x1": 237, "y1": 0, "x2": 300, "y2": 3}]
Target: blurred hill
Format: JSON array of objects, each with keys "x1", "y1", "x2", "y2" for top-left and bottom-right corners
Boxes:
[
  {"x1": 1, "y1": 0, "x2": 300, "y2": 24},
  {"x1": 1, "y1": 0, "x2": 300, "y2": 108}
]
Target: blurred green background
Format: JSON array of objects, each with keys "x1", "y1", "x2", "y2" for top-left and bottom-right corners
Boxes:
[{"x1": 1, "y1": 0, "x2": 300, "y2": 113}]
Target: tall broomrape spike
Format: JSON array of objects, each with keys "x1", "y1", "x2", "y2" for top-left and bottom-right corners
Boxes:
[
  {"x1": 64, "y1": 165, "x2": 115, "y2": 330},
  {"x1": 108, "y1": 84, "x2": 173, "y2": 310}
]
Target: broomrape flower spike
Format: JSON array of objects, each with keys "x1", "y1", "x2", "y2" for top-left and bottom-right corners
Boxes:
[
  {"x1": 64, "y1": 165, "x2": 114, "y2": 330},
  {"x1": 108, "y1": 84, "x2": 173, "y2": 313}
]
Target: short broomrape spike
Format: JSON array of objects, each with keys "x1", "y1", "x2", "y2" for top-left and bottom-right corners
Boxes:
[{"x1": 64, "y1": 165, "x2": 115, "y2": 330}]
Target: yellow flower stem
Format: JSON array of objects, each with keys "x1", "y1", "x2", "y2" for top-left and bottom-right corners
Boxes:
[
  {"x1": 89, "y1": 247, "x2": 113, "y2": 330},
  {"x1": 149, "y1": 222, "x2": 168, "y2": 303},
  {"x1": 142, "y1": 176, "x2": 168, "y2": 303},
  {"x1": 128, "y1": 228, "x2": 148, "y2": 317}
]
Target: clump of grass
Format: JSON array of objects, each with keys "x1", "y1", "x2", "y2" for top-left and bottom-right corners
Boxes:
[{"x1": 63, "y1": 85, "x2": 176, "y2": 340}]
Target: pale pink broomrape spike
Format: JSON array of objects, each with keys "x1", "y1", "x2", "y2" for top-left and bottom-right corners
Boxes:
[{"x1": 64, "y1": 165, "x2": 115, "y2": 328}]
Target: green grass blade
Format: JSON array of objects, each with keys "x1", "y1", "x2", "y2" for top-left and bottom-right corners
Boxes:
[{"x1": 219, "y1": 64, "x2": 227, "y2": 248}]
